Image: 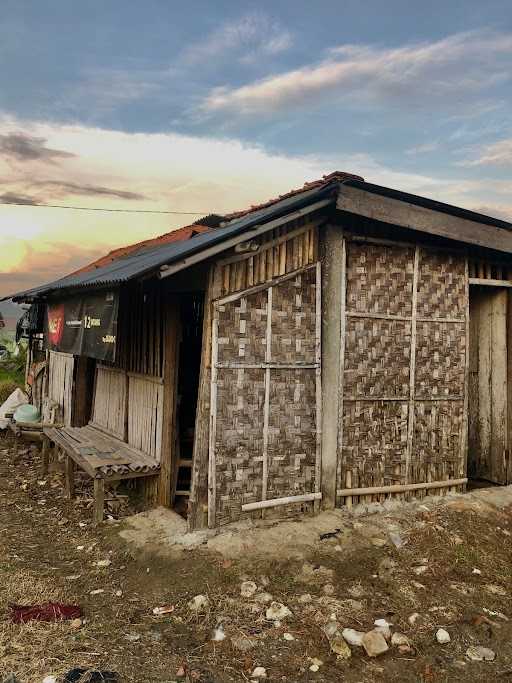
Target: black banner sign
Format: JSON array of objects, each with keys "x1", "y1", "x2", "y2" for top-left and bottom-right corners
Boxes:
[{"x1": 47, "y1": 290, "x2": 118, "y2": 361}]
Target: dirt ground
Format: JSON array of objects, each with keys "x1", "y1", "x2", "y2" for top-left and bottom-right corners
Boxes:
[{"x1": 2, "y1": 436, "x2": 512, "y2": 682}]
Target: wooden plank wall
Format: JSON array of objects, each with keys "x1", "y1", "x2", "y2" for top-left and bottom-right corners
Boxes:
[
  {"x1": 127, "y1": 375, "x2": 164, "y2": 462},
  {"x1": 217, "y1": 216, "x2": 320, "y2": 297},
  {"x1": 48, "y1": 351, "x2": 74, "y2": 426},
  {"x1": 115, "y1": 280, "x2": 164, "y2": 377},
  {"x1": 90, "y1": 365, "x2": 127, "y2": 439}
]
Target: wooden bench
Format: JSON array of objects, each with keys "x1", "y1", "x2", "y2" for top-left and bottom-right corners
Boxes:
[{"x1": 43, "y1": 424, "x2": 161, "y2": 523}]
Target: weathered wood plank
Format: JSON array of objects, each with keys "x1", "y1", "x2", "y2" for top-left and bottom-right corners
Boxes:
[{"x1": 337, "y1": 185, "x2": 512, "y2": 253}]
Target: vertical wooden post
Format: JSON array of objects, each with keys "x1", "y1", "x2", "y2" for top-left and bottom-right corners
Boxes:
[
  {"x1": 93, "y1": 478, "x2": 105, "y2": 524},
  {"x1": 207, "y1": 309, "x2": 219, "y2": 528},
  {"x1": 461, "y1": 257, "x2": 470, "y2": 484},
  {"x1": 189, "y1": 265, "x2": 222, "y2": 530},
  {"x1": 507, "y1": 290, "x2": 512, "y2": 483},
  {"x1": 321, "y1": 225, "x2": 344, "y2": 510},
  {"x1": 41, "y1": 436, "x2": 49, "y2": 475},
  {"x1": 314, "y1": 261, "x2": 322, "y2": 513},
  {"x1": 405, "y1": 246, "x2": 420, "y2": 486},
  {"x1": 65, "y1": 456, "x2": 75, "y2": 499},
  {"x1": 158, "y1": 297, "x2": 180, "y2": 507},
  {"x1": 262, "y1": 287, "x2": 273, "y2": 510}
]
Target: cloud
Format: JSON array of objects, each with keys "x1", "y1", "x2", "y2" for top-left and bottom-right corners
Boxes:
[
  {"x1": 30, "y1": 180, "x2": 146, "y2": 201},
  {"x1": 182, "y1": 13, "x2": 292, "y2": 65},
  {"x1": 470, "y1": 204, "x2": 512, "y2": 221},
  {"x1": 0, "y1": 132, "x2": 75, "y2": 162},
  {"x1": 0, "y1": 115, "x2": 511, "y2": 298},
  {"x1": 458, "y1": 138, "x2": 512, "y2": 167},
  {"x1": 201, "y1": 30, "x2": 512, "y2": 116},
  {"x1": 406, "y1": 142, "x2": 439, "y2": 155},
  {"x1": 0, "y1": 192, "x2": 37, "y2": 205},
  {"x1": 0, "y1": 242, "x2": 106, "y2": 297}
]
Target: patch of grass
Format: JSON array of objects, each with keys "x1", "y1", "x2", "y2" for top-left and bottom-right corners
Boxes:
[{"x1": 0, "y1": 378, "x2": 21, "y2": 404}]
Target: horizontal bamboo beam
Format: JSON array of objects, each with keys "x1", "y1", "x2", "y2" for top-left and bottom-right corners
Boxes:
[
  {"x1": 241, "y1": 491, "x2": 322, "y2": 512},
  {"x1": 337, "y1": 478, "x2": 467, "y2": 498},
  {"x1": 469, "y1": 278, "x2": 512, "y2": 288}
]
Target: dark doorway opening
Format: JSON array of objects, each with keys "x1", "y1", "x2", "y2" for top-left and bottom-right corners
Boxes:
[
  {"x1": 468, "y1": 286, "x2": 510, "y2": 487},
  {"x1": 173, "y1": 292, "x2": 204, "y2": 517}
]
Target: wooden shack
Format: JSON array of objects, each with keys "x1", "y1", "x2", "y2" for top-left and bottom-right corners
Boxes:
[{"x1": 9, "y1": 172, "x2": 512, "y2": 528}]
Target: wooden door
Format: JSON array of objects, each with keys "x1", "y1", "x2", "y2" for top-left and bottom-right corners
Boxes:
[
  {"x1": 468, "y1": 287, "x2": 509, "y2": 484},
  {"x1": 209, "y1": 264, "x2": 321, "y2": 527}
]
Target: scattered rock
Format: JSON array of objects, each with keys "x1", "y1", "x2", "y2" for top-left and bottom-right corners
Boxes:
[
  {"x1": 330, "y1": 635, "x2": 352, "y2": 659},
  {"x1": 90, "y1": 589, "x2": 104, "y2": 595},
  {"x1": 254, "y1": 592, "x2": 273, "y2": 604},
  {"x1": 342, "y1": 628, "x2": 364, "y2": 647},
  {"x1": 436, "y1": 628, "x2": 451, "y2": 644},
  {"x1": 124, "y1": 633, "x2": 141, "y2": 642},
  {"x1": 69, "y1": 618, "x2": 82, "y2": 630},
  {"x1": 211, "y1": 625, "x2": 225, "y2": 642},
  {"x1": 283, "y1": 632, "x2": 295, "y2": 641},
  {"x1": 95, "y1": 559, "x2": 112, "y2": 568},
  {"x1": 391, "y1": 632, "x2": 411, "y2": 648},
  {"x1": 308, "y1": 658, "x2": 323, "y2": 672},
  {"x1": 298, "y1": 593, "x2": 312, "y2": 604},
  {"x1": 240, "y1": 581, "x2": 258, "y2": 598},
  {"x1": 472, "y1": 568, "x2": 482, "y2": 575},
  {"x1": 176, "y1": 666, "x2": 186, "y2": 678},
  {"x1": 362, "y1": 630, "x2": 389, "y2": 657},
  {"x1": 153, "y1": 605, "x2": 175, "y2": 616},
  {"x1": 466, "y1": 646, "x2": 496, "y2": 662},
  {"x1": 485, "y1": 584, "x2": 507, "y2": 596},
  {"x1": 413, "y1": 565, "x2": 428, "y2": 575},
  {"x1": 42, "y1": 677, "x2": 57, "y2": 683},
  {"x1": 347, "y1": 584, "x2": 365, "y2": 598},
  {"x1": 371, "y1": 537, "x2": 387, "y2": 548},
  {"x1": 374, "y1": 618, "x2": 392, "y2": 640},
  {"x1": 188, "y1": 594, "x2": 209, "y2": 613},
  {"x1": 389, "y1": 532, "x2": 406, "y2": 548},
  {"x1": 231, "y1": 634, "x2": 256, "y2": 653},
  {"x1": 251, "y1": 666, "x2": 267, "y2": 679},
  {"x1": 266, "y1": 602, "x2": 292, "y2": 621}
]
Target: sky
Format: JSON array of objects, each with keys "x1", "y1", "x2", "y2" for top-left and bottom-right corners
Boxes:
[{"x1": 1, "y1": 0, "x2": 511, "y2": 297}]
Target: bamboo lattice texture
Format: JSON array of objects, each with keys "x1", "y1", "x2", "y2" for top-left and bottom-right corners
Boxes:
[
  {"x1": 213, "y1": 268, "x2": 319, "y2": 525},
  {"x1": 338, "y1": 241, "x2": 467, "y2": 505}
]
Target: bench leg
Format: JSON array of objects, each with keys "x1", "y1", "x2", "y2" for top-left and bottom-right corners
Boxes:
[
  {"x1": 93, "y1": 478, "x2": 105, "y2": 524},
  {"x1": 41, "y1": 437, "x2": 49, "y2": 475},
  {"x1": 65, "y1": 456, "x2": 75, "y2": 499}
]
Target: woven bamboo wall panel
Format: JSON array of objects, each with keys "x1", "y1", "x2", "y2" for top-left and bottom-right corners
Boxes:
[
  {"x1": 339, "y1": 400, "x2": 409, "y2": 481},
  {"x1": 48, "y1": 351, "x2": 75, "y2": 427},
  {"x1": 415, "y1": 322, "x2": 466, "y2": 398},
  {"x1": 267, "y1": 369, "x2": 317, "y2": 500},
  {"x1": 217, "y1": 289, "x2": 267, "y2": 364},
  {"x1": 410, "y1": 401, "x2": 464, "y2": 482},
  {"x1": 215, "y1": 368, "x2": 265, "y2": 526},
  {"x1": 344, "y1": 318, "x2": 411, "y2": 398},
  {"x1": 346, "y1": 242, "x2": 414, "y2": 315},
  {"x1": 271, "y1": 268, "x2": 317, "y2": 363},
  {"x1": 416, "y1": 251, "x2": 466, "y2": 319}
]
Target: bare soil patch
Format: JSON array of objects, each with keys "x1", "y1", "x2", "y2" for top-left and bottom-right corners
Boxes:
[{"x1": 2, "y1": 435, "x2": 512, "y2": 682}]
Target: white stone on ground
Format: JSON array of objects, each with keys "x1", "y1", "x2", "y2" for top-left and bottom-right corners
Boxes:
[{"x1": 436, "y1": 628, "x2": 451, "y2": 644}]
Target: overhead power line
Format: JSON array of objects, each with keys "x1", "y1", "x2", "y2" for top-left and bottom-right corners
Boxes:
[{"x1": 0, "y1": 200, "x2": 210, "y2": 215}]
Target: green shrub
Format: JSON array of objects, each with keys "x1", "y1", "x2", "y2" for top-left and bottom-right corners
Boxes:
[{"x1": 0, "y1": 379, "x2": 20, "y2": 405}]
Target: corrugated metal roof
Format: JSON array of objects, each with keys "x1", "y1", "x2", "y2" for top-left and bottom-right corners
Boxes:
[
  {"x1": 9, "y1": 170, "x2": 512, "y2": 303},
  {"x1": 10, "y1": 178, "x2": 339, "y2": 301}
]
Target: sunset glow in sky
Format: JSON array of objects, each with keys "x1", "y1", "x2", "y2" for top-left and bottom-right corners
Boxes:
[{"x1": 1, "y1": 1, "x2": 511, "y2": 297}]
